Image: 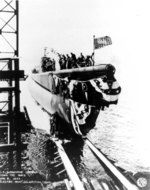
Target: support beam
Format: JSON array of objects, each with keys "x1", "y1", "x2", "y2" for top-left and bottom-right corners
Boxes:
[
  {"x1": 0, "y1": 87, "x2": 16, "y2": 92},
  {"x1": 0, "y1": 70, "x2": 24, "y2": 80},
  {"x1": 55, "y1": 140, "x2": 85, "y2": 190}
]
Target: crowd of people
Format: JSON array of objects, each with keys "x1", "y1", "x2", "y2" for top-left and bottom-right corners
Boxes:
[
  {"x1": 58, "y1": 52, "x2": 94, "y2": 70},
  {"x1": 32, "y1": 51, "x2": 94, "y2": 73},
  {"x1": 42, "y1": 52, "x2": 94, "y2": 72},
  {"x1": 41, "y1": 56, "x2": 56, "y2": 72}
]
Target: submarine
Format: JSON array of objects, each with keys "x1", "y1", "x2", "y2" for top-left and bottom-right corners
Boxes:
[{"x1": 28, "y1": 52, "x2": 121, "y2": 137}]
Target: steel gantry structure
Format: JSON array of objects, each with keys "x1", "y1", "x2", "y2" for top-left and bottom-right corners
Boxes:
[
  {"x1": 0, "y1": 0, "x2": 19, "y2": 56},
  {"x1": 0, "y1": 0, "x2": 26, "y2": 171}
]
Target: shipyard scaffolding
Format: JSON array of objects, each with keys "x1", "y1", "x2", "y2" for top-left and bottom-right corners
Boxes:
[{"x1": 0, "y1": 0, "x2": 30, "y2": 170}]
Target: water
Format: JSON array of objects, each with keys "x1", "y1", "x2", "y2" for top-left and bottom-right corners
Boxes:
[
  {"x1": 88, "y1": 103, "x2": 150, "y2": 174},
  {"x1": 20, "y1": 79, "x2": 150, "y2": 180}
]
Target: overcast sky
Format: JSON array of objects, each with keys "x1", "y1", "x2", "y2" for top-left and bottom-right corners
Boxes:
[{"x1": 19, "y1": 0, "x2": 150, "y2": 72}]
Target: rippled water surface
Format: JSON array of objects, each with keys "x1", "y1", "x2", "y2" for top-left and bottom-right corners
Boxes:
[{"x1": 87, "y1": 102, "x2": 150, "y2": 174}]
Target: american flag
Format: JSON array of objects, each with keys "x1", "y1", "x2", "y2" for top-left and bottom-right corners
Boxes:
[{"x1": 94, "y1": 36, "x2": 112, "y2": 49}]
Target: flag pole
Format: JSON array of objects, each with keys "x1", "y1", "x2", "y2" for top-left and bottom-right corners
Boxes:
[{"x1": 93, "y1": 35, "x2": 95, "y2": 65}]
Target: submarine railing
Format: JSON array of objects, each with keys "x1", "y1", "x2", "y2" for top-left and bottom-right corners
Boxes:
[
  {"x1": 85, "y1": 138, "x2": 139, "y2": 190},
  {"x1": 33, "y1": 63, "x2": 115, "y2": 81}
]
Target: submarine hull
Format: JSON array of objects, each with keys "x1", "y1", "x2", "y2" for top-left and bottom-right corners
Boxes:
[{"x1": 29, "y1": 65, "x2": 121, "y2": 136}]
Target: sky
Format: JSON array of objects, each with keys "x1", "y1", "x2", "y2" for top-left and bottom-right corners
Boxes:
[
  {"x1": 19, "y1": 0, "x2": 150, "y2": 72},
  {"x1": 19, "y1": 0, "x2": 150, "y2": 80},
  {"x1": 19, "y1": 1, "x2": 150, "y2": 103},
  {"x1": 1, "y1": 0, "x2": 150, "y2": 129}
]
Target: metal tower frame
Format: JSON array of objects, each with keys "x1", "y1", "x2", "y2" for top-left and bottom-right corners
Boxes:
[
  {"x1": 0, "y1": 0, "x2": 25, "y2": 170},
  {"x1": 0, "y1": 0, "x2": 19, "y2": 56},
  {"x1": 0, "y1": 0, "x2": 21, "y2": 116}
]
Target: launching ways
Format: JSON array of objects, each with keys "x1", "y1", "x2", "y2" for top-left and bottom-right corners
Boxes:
[{"x1": 50, "y1": 136, "x2": 142, "y2": 190}]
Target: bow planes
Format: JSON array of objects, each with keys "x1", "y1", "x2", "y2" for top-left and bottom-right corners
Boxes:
[{"x1": 29, "y1": 54, "x2": 121, "y2": 138}]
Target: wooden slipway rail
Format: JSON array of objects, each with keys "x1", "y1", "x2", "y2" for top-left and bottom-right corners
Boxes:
[
  {"x1": 55, "y1": 140, "x2": 85, "y2": 190},
  {"x1": 85, "y1": 138, "x2": 139, "y2": 190},
  {"x1": 52, "y1": 137, "x2": 140, "y2": 190}
]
